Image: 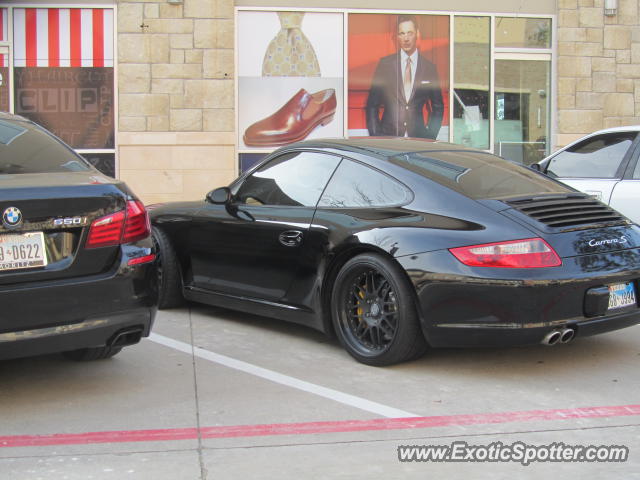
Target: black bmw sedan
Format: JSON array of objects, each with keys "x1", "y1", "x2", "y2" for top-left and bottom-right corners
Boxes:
[
  {"x1": 150, "y1": 138, "x2": 640, "y2": 366},
  {"x1": 0, "y1": 113, "x2": 157, "y2": 361}
]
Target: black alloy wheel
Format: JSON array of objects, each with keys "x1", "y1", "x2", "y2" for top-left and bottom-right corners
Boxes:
[
  {"x1": 331, "y1": 253, "x2": 427, "y2": 366},
  {"x1": 152, "y1": 227, "x2": 184, "y2": 309}
]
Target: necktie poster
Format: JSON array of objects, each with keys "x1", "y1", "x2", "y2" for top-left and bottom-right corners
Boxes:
[{"x1": 237, "y1": 11, "x2": 344, "y2": 152}]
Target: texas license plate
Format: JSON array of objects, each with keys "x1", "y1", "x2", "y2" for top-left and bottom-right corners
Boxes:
[
  {"x1": 0, "y1": 232, "x2": 48, "y2": 271},
  {"x1": 608, "y1": 282, "x2": 637, "y2": 310}
]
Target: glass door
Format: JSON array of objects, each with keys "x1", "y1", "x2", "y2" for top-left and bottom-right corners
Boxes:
[
  {"x1": 0, "y1": 45, "x2": 9, "y2": 112},
  {"x1": 494, "y1": 58, "x2": 550, "y2": 165}
]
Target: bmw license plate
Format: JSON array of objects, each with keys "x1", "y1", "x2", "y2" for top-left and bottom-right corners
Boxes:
[
  {"x1": 0, "y1": 232, "x2": 48, "y2": 271},
  {"x1": 608, "y1": 282, "x2": 637, "y2": 310}
]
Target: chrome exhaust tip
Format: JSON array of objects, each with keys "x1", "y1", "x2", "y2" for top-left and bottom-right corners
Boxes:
[
  {"x1": 559, "y1": 328, "x2": 576, "y2": 344},
  {"x1": 109, "y1": 327, "x2": 144, "y2": 347},
  {"x1": 541, "y1": 330, "x2": 562, "y2": 346}
]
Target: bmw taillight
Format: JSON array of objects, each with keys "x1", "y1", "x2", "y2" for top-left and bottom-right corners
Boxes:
[
  {"x1": 122, "y1": 200, "x2": 151, "y2": 243},
  {"x1": 449, "y1": 238, "x2": 562, "y2": 268},
  {"x1": 86, "y1": 200, "x2": 151, "y2": 249}
]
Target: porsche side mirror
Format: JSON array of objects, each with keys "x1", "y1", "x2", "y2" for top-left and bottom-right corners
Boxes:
[
  {"x1": 530, "y1": 163, "x2": 542, "y2": 172},
  {"x1": 206, "y1": 187, "x2": 231, "y2": 204}
]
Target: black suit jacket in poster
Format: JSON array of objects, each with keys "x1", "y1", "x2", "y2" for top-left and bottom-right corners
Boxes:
[{"x1": 365, "y1": 52, "x2": 444, "y2": 139}]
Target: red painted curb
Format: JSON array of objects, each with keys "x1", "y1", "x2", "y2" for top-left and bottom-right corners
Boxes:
[{"x1": 2, "y1": 404, "x2": 639, "y2": 448}]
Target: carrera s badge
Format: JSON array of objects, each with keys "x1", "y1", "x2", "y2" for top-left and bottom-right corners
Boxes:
[{"x1": 588, "y1": 236, "x2": 628, "y2": 247}]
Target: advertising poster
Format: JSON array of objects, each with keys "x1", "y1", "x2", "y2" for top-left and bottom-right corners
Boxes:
[
  {"x1": 13, "y1": 67, "x2": 114, "y2": 149},
  {"x1": 238, "y1": 11, "x2": 344, "y2": 150},
  {"x1": 348, "y1": 13, "x2": 450, "y2": 141},
  {"x1": 11, "y1": 8, "x2": 115, "y2": 173}
]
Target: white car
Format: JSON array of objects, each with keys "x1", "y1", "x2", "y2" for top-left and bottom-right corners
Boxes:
[{"x1": 537, "y1": 126, "x2": 640, "y2": 224}]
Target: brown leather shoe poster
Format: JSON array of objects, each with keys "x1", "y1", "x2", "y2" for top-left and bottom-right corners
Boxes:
[{"x1": 238, "y1": 11, "x2": 344, "y2": 150}]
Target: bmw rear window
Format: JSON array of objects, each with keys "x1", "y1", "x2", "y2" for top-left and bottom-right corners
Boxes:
[
  {"x1": 0, "y1": 118, "x2": 91, "y2": 174},
  {"x1": 389, "y1": 150, "x2": 571, "y2": 200}
]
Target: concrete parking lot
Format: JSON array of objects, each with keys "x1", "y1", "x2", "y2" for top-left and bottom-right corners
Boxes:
[{"x1": 1, "y1": 304, "x2": 639, "y2": 479}]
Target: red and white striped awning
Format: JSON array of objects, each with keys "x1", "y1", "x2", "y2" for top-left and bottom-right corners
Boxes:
[
  {"x1": 13, "y1": 8, "x2": 114, "y2": 68},
  {"x1": 1, "y1": 9, "x2": 7, "y2": 67},
  {"x1": 1, "y1": 8, "x2": 8, "y2": 42}
]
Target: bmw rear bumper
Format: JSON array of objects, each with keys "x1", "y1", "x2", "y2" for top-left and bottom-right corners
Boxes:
[
  {"x1": 0, "y1": 244, "x2": 158, "y2": 360},
  {"x1": 0, "y1": 308, "x2": 156, "y2": 360}
]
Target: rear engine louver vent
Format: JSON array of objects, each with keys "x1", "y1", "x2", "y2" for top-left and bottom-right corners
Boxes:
[{"x1": 506, "y1": 194, "x2": 626, "y2": 229}]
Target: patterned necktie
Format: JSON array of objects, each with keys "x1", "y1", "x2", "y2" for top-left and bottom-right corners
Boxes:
[
  {"x1": 404, "y1": 57, "x2": 413, "y2": 100},
  {"x1": 262, "y1": 12, "x2": 321, "y2": 77}
]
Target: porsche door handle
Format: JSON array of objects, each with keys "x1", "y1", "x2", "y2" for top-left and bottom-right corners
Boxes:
[{"x1": 279, "y1": 230, "x2": 303, "y2": 247}]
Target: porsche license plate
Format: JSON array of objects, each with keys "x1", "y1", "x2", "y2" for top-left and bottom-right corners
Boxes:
[
  {"x1": 0, "y1": 232, "x2": 48, "y2": 271},
  {"x1": 608, "y1": 282, "x2": 637, "y2": 310}
]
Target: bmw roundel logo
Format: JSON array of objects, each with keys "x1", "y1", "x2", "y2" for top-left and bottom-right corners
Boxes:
[{"x1": 2, "y1": 207, "x2": 23, "y2": 229}]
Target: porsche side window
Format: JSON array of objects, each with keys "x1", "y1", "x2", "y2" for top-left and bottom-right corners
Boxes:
[
  {"x1": 546, "y1": 132, "x2": 636, "y2": 179},
  {"x1": 318, "y1": 160, "x2": 412, "y2": 208},
  {"x1": 634, "y1": 159, "x2": 640, "y2": 180},
  {"x1": 235, "y1": 151, "x2": 340, "y2": 207}
]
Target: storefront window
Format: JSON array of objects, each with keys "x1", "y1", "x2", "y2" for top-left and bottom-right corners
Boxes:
[
  {"x1": 494, "y1": 59, "x2": 550, "y2": 165},
  {"x1": 1, "y1": 9, "x2": 8, "y2": 112},
  {"x1": 453, "y1": 16, "x2": 489, "y2": 150},
  {"x1": 79, "y1": 152, "x2": 115, "y2": 178},
  {"x1": 495, "y1": 17, "x2": 551, "y2": 49},
  {"x1": 0, "y1": 46, "x2": 9, "y2": 113},
  {"x1": 11, "y1": 7, "x2": 115, "y2": 176},
  {"x1": 236, "y1": 8, "x2": 553, "y2": 170}
]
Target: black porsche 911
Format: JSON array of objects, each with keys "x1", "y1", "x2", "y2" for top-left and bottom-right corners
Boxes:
[
  {"x1": 1, "y1": 113, "x2": 157, "y2": 361},
  {"x1": 150, "y1": 138, "x2": 640, "y2": 366}
]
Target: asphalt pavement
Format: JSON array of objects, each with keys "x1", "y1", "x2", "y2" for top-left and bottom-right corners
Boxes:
[{"x1": 1, "y1": 303, "x2": 639, "y2": 479}]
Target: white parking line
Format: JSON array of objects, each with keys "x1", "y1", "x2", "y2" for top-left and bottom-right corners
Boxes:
[{"x1": 149, "y1": 333, "x2": 419, "y2": 419}]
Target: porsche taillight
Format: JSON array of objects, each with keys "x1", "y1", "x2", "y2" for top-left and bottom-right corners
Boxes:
[
  {"x1": 86, "y1": 200, "x2": 151, "y2": 249},
  {"x1": 449, "y1": 238, "x2": 562, "y2": 268}
]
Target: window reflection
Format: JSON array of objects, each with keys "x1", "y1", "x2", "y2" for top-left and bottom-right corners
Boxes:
[
  {"x1": 547, "y1": 133, "x2": 636, "y2": 179},
  {"x1": 319, "y1": 160, "x2": 411, "y2": 208},
  {"x1": 390, "y1": 150, "x2": 567, "y2": 200},
  {"x1": 236, "y1": 151, "x2": 340, "y2": 207},
  {"x1": 494, "y1": 60, "x2": 550, "y2": 166},
  {"x1": 0, "y1": 119, "x2": 92, "y2": 173},
  {"x1": 495, "y1": 17, "x2": 551, "y2": 49},
  {"x1": 453, "y1": 16, "x2": 490, "y2": 150}
]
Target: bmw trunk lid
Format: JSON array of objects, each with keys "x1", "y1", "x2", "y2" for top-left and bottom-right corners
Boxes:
[{"x1": 0, "y1": 172, "x2": 130, "y2": 285}]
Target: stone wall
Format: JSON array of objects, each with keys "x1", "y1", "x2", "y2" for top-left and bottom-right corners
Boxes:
[
  {"x1": 557, "y1": 0, "x2": 640, "y2": 148},
  {"x1": 117, "y1": 0, "x2": 236, "y2": 204}
]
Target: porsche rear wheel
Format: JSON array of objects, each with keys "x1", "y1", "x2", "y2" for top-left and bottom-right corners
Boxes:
[
  {"x1": 152, "y1": 227, "x2": 184, "y2": 309},
  {"x1": 331, "y1": 253, "x2": 427, "y2": 366}
]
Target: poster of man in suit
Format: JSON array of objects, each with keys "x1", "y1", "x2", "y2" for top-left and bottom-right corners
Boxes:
[{"x1": 348, "y1": 13, "x2": 449, "y2": 140}]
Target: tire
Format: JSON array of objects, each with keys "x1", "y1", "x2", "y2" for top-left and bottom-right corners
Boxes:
[
  {"x1": 331, "y1": 253, "x2": 427, "y2": 366},
  {"x1": 152, "y1": 226, "x2": 184, "y2": 309},
  {"x1": 62, "y1": 346, "x2": 122, "y2": 361}
]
